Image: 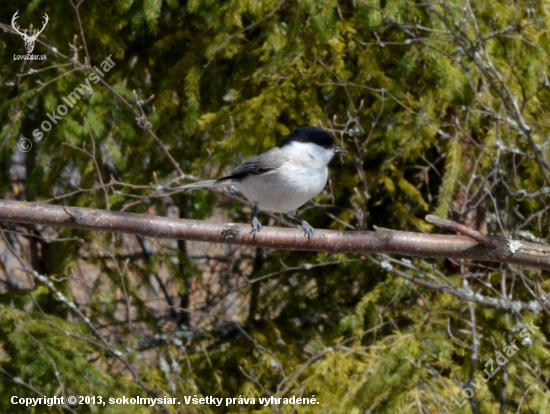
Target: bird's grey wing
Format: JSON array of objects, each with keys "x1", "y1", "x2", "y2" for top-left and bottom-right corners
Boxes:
[{"x1": 219, "y1": 148, "x2": 288, "y2": 181}]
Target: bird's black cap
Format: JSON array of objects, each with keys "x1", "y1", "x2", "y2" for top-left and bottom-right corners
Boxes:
[{"x1": 278, "y1": 127, "x2": 335, "y2": 149}]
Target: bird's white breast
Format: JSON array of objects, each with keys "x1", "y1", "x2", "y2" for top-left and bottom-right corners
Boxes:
[{"x1": 236, "y1": 141, "x2": 331, "y2": 213}]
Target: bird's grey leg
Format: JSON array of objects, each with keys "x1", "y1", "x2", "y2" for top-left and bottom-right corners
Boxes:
[
  {"x1": 250, "y1": 204, "x2": 262, "y2": 237},
  {"x1": 286, "y1": 212, "x2": 313, "y2": 240}
]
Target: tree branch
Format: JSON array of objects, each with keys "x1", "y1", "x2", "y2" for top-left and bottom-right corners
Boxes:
[{"x1": 1, "y1": 200, "x2": 549, "y2": 271}]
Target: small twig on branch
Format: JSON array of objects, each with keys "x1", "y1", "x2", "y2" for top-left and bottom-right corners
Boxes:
[{"x1": 425, "y1": 214, "x2": 493, "y2": 246}]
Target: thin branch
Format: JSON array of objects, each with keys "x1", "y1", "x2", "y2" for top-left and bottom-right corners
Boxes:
[{"x1": 426, "y1": 214, "x2": 492, "y2": 245}]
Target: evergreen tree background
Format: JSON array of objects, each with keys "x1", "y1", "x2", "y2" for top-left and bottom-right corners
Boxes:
[{"x1": 0, "y1": 0, "x2": 549, "y2": 412}]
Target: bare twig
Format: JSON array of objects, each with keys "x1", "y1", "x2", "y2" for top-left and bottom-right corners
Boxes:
[{"x1": 426, "y1": 214, "x2": 492, "y2": 246}]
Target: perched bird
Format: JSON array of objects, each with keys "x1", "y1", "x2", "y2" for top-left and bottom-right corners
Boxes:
[{"x1": 179, "y1": 127, "x2": 345, "y2": 239}]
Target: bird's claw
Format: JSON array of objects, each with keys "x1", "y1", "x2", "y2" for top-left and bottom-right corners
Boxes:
[
  {"x1": 251, "y1": 217, "x2": 262, "y2": 238},
  {"x1": 301, "y1": 220, "x2": 314, "y2": 240}
]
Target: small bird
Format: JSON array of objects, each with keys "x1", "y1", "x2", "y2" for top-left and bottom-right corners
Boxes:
[{"x1": 179, "y1": 127, "x2": 345, "y2": 239}]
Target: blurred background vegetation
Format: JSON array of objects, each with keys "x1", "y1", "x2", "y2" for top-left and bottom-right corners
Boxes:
[{"x1": 1, "y1": 0, "x2": 549, "y2": 412}]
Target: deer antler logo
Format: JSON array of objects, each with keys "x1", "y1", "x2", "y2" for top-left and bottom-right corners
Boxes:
[{"x1": 11, "y1": 11, "x2": 49, "y2": 54}]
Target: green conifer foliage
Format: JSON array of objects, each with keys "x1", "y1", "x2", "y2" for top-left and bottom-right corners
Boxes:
[{"x1": 0, "y1": 0, "x2": 549, "y2": 412}]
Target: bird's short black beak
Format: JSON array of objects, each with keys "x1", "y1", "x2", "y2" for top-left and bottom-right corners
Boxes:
[{"x1": 333, "y1": 145, "x2": 346, "y2": 154}]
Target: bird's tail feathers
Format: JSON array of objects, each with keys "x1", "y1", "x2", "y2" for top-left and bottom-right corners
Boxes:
[{"x1": 178, "y1": 179, "x2": 232, "y2": 191}]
